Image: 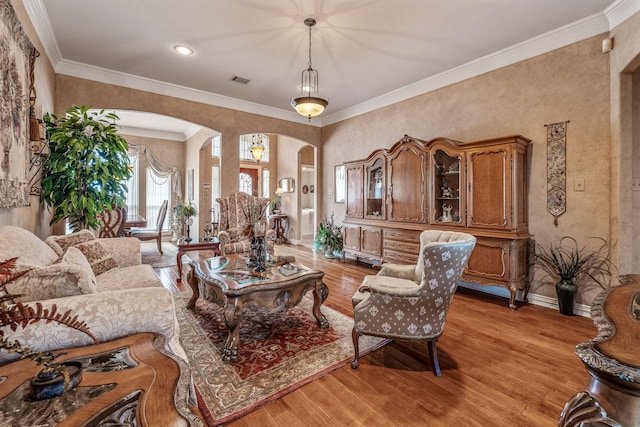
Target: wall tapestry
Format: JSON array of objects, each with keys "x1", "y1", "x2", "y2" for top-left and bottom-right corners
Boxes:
[
  {"x1": 0, "y1": 0, "x2": 38, "y2": 208},
  {"x1": 545, "y1": 121, "x2": 569, "y2": 226}
]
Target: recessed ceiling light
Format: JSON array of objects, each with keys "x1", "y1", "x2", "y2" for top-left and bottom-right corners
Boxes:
[{"x1": 173, "y1": 45, "x2": 194, "y2": 55}]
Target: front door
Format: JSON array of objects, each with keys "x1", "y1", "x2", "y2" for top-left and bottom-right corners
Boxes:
[{"x1": 239, "y1": 168, "x2": 259, "y2": 196}]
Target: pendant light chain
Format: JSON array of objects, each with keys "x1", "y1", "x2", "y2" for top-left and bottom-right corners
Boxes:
[{"x1": 308, "y1": 23, "x2": 313, "y2": 70}]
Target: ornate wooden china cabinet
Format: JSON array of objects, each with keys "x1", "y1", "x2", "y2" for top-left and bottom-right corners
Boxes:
[{"x1": 343, "y1": 134, "x2": 532, "y2": 310}]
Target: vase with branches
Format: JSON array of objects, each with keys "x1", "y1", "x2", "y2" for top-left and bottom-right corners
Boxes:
[
  {"x1": 532, "y1": 236, "x2": 616, "y2": 315},
  {"x1": 177, "y1": 203, "x2": 198, "y2": 243}
]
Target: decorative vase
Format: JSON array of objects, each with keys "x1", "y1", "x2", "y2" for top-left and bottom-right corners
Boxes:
[
  {"x1": 556, "y1": 279, "x2": 577, "y2": 316},
  {"x1": 30, "y1": 361, "x2": 83, "y2": 400},
  {"x1": 324, "y1": 250, "x2": 335, "y2": 259},
  {"x1": 184, "y1": 217, "x2": 193, "y2": 243}
]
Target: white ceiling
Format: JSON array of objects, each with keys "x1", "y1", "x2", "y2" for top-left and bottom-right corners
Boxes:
[{"x1": 24, "y1": 0, "x2": 634, "y2": 132}]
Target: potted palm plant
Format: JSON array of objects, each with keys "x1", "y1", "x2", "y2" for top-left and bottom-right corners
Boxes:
[
  {"x1": 41, "y1": 106, "x2": 132, "y2": 232},
  {"x1": 532, "y1": 236, "x2": 616, "y2": 315},
  {"x1": 313, "y1": 213, "x2": 344, "y2": 259}
]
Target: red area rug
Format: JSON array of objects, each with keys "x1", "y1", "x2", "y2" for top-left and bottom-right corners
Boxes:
[{"x1": 175, "y1": 294, "x2": 388, "y2": 426}]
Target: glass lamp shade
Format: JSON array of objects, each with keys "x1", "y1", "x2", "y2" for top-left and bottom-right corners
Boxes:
[
  {"x1": 250, "y1": 144, "x2": 265, "y2": 162},
  {"x1": 291, "y1": 96, "x2": 328, "y2": 119}
]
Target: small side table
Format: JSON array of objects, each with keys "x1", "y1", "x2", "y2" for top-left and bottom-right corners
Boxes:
[
  {"x1": 270, "y1": 214, "x2": 289, "y2": 244},
  {"x1": 176, "y1": 239, "x2": 221, "y2": 281}
]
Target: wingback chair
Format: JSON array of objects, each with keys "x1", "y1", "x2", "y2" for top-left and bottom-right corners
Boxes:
[
  {"x1": 129, "y1": 200, "x2": 168, "y2": 254},
  {"x1": 351, "y1": 230, "x2": 476, "y2": 376},
  {"x1": 98, "y1": 206, "x2": 128, "y2": 238},
  {"x1": 216, "y1": 192, "x2": 275, "y2": 255}
]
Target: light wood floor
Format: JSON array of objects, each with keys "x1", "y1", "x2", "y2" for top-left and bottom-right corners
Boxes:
[{"x1": 156, "y1": 243, "x2": 597, "y2": 427}]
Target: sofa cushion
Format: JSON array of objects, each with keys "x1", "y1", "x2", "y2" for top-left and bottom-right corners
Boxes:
[
  {"x1": 74, "y1": 240, "x2": 119, "y2": 275},
  {"x1": 96, "y1": 264, "x2": 161, "y2": 292},
  {"x1": 0, "y1": 257, "x2": 32, "y2": 287},
  {"x1": 0, "y1": 226, "x2": 59, "y2": 268},
  {"x1": 45, "y1": 230, "x2": 96, "y2": 256},
  {"x1": 5, "y1": 247, "x2": 97, "y2": 302}
]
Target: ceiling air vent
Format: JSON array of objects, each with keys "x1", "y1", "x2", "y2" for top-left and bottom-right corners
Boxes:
[{"x1": 230, "y1": 76, "x2": 250, "y2": 84}]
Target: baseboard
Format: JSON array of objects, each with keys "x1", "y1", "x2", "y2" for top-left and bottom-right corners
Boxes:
[{"x1": 459, "y1": 282, "x2": 591, "y2": 318}]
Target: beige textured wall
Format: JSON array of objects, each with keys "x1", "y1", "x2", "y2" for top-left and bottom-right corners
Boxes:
[
  {"x1": 322, "y1": 35, "x2": 612, "y2": 304},
  {"x1": 0, "y1": 0, "x2": 56, "y2": 238},
  {"x1": 53, "y1": 76, "x2": 322, "y2": 198},
  {"x1": 609, "y1": 11, "x2": 640, "y2": 277}
]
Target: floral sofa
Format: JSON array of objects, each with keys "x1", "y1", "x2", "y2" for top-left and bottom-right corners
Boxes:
[{"x1": 0, "y1": 225, "x2": 187, "y2": 366}]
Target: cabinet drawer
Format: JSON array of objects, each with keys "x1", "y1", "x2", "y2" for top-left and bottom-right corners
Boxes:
[
  {"x1": 383, "y1": 229, "x2": 421, "y2": 243},
  {"x1": 383, "y1": 239, "x2": 420, "y2": 254},
  {"x1": 383, "y1": 249, "x2": 419, "y2": 264}
]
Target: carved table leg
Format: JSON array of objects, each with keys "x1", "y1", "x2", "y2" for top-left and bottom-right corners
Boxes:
[
  {"x1": 312, "y1": 281, "x2": 330, "y2": 329},
  {"x1": 176, "y1": 249, "x2": 187, "y2": 282},
  {"x1": 186, "y1": 266, "x2": 200, "y2": 309},
  {"x1": 221, "y1": 302, "x2": 242, "y2": 363}
]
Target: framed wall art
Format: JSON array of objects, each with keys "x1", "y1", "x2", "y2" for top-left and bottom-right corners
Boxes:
[{"x1": 0, "y1": 0, "x2": 38, "y2": 208}]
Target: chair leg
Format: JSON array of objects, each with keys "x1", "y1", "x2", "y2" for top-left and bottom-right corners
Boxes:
[
  {"x1": 351, "y1": 327, "x2": 361, "y2": 369},
  {"x1": 427, "y1": 339, "x2": 441, "y2": 377},
  {"x1": 157, "y1": 235, "x2": 163, "y2": 255}
]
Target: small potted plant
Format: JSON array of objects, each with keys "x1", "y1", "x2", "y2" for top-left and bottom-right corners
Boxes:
[
  {"x1": 532, "y1": 236, "x2": 616, "y2": 315},
  {"x1": 313, "y1": 213, "x2": 344, "y2": 259},
  {"x1": 178, "y1": 203, "x2": 198, "y2": 243}
]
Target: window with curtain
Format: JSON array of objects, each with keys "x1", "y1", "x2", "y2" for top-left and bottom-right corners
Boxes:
[
  {"x1": 125, "y1": 155, "x2": 139, "y2": 217},
  {"x1": 146, "y1": 169, "x2": 171, "y2": 231}
]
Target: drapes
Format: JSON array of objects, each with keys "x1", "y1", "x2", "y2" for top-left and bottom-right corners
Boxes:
[{"x1": 127, "y1": 144, "x2": 183, "y2": 201}]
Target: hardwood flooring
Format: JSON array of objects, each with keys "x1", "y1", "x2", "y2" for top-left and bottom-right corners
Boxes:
[{"x1": 157, "y1": 243, "x2": 597, "y2": 427}]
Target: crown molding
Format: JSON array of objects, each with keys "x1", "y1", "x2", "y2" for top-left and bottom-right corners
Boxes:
[
  {"x1": 24, "y1": 0, "x2": 639, "y2": 128},
  {"x1": 55, "y1": 60, "x2": 317, "y2": 126},
  {"x1": 22, "y1": 0, "x2": 62, "y2": 64},
  {"x1": 321, "y1": 11, "x2": 611, "y2": 125},
  {"x1": 605, "y1": 0, "x2": 640, "y2": 29}
]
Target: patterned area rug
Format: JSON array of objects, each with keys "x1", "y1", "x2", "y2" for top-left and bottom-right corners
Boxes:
[
  {"x1": 174, "y1": 294, "x2": 388, "y2": 426},
  {"x1": 140, "y1": 241, "x2": 179, "y2": 268}
]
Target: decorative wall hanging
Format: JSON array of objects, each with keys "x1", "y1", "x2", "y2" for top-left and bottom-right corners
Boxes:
[
  {"x1": 0, "y1": 0, "x2": 38, "y2": 208},
  {"x1": 545, "y1": 121, "x2": 569, "y2": 226}
]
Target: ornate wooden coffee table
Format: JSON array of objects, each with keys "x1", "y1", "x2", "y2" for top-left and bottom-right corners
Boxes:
[
  {"x1": 187, "y1": 255, "x2": 329, "y2": 363},
  {"x1": 0, "y1": 333, "x2": 198, "y2": 426}
]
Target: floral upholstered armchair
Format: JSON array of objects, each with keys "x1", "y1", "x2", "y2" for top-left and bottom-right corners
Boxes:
[
  {"x1": 351, "y1": 230, "x2": 476, "y2": 377},
  {"x1": 216, "y1": 192, "x2": 276, "y2": 256}
]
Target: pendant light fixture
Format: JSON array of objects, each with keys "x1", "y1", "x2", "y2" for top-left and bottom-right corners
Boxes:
[
  {"x1": 291, "y1": 18, "x2": 328, "y2": 121},
  {"x1": 250, "y1": 134, "x2": 265, "y2": 163}
]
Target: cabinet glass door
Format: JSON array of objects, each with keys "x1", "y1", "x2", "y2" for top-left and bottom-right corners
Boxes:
[
  {"x1": 365, "y1": 157, "x2": 384, "y2": 219},
  {"x1": 433, "y1": 149, "x2": 464, "y2": 225}
]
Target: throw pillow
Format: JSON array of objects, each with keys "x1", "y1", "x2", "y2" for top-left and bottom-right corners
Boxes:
[
  {"x1": 5, "y1": 247, "x2": 98, "y2": 302},
  {"x1": 74, "y1": 240, "x2": 119, "y2": 276},
  {"x1": 0, "y1": 257, "x2": 32, "y2": 287},
  {"x1": 45, "y1": 230, "x2": 96, "y2": 256}
]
